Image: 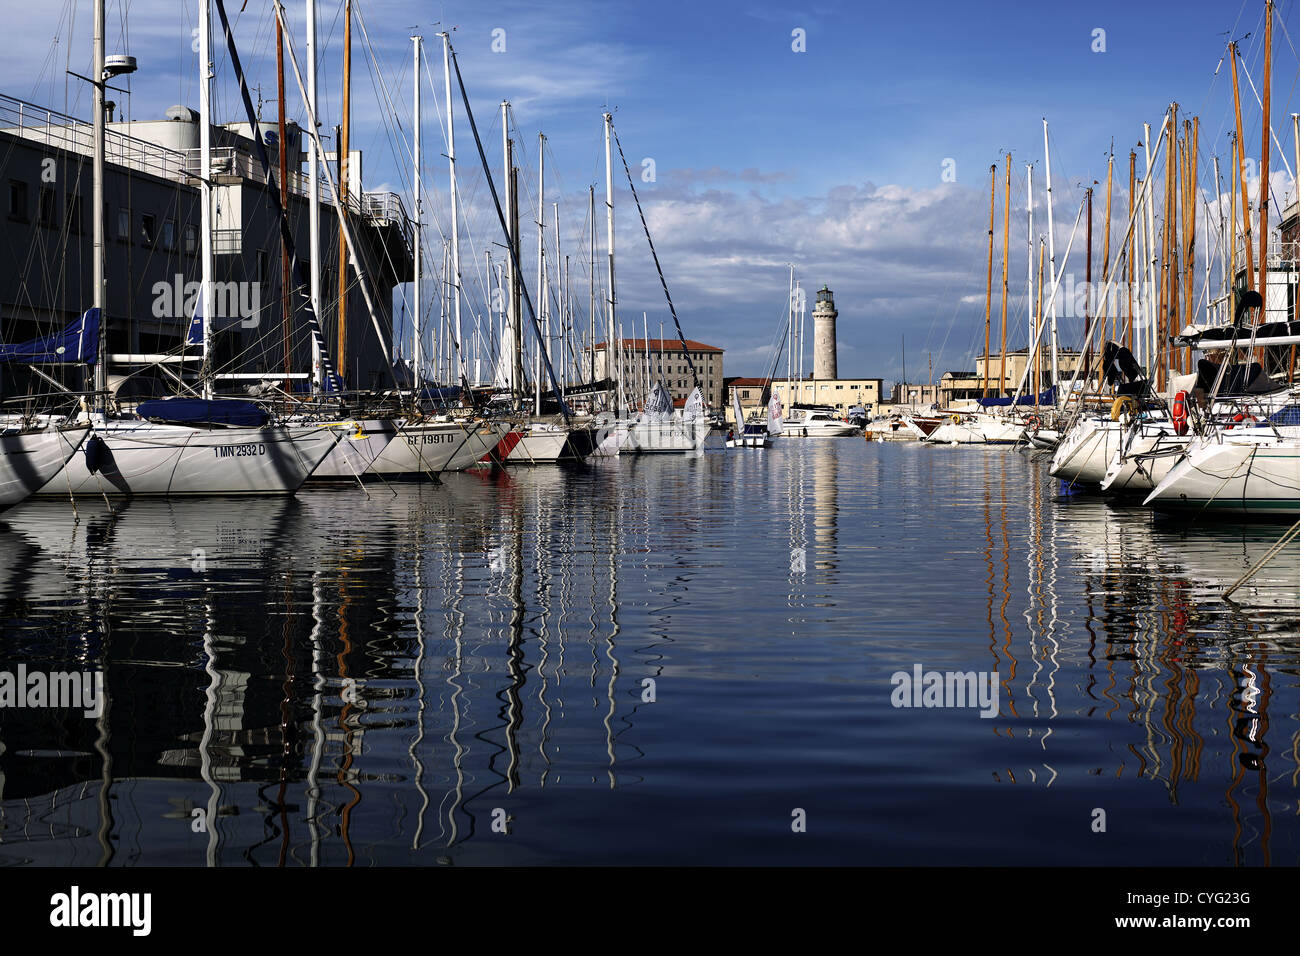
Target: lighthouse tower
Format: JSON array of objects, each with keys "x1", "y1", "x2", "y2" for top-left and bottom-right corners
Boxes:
[{"x1": 813, "y1": 285, "x2": 838, "y2": 380}]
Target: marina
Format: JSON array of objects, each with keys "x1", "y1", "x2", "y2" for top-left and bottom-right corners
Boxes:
[
  {"x1": 0, "y1": 0, "x2": 1297, "y2": 920},
  {"x1": 2, "y1": 441, "x2": 1299, "y2": 867}
]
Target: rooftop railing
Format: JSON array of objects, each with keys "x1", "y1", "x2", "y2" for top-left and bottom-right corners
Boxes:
[
  {"x1": 1, "y1": 91, "x2": 411, "y2": 251},
  {"x1": 0, "y1": 92, "x2": 190, "y2": 183}
]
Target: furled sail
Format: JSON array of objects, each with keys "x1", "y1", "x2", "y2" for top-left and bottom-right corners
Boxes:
[
  {"x1": 0, "y1": 308, "x2": 99, "y2": 364},
  {"x1": 731, "y1": 389, "x2": 745, "y2": 430}
]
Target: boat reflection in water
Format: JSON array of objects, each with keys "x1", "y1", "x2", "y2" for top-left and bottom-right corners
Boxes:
[
  {"x1": 0, "y1": 444, "x2": 1298, "y2": 865},
  {"x1": 0, "y1": 464, "x2": 664, "y2": 865}
]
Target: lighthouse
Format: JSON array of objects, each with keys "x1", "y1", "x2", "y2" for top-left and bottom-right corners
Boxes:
[{"x1": 813, "y1": 285, "x2": 838, "y2": 380}]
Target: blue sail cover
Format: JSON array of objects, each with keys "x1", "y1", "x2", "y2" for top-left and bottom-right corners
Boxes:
[
  {"x1": 0, "y1": 308, "x2": 99, "y2": 364},
  {"x1": 977, "y1": 385, "x2": 1057, "y2": 408},
  {"x1": 136, "y1": 397, "x2": 270, "y2": 427},
  {"x1": 416, "y1": 385, "x2": 463, "y2": 405},
  {"x1": 185, "y1": 299, "x2": 203, "y2": 347}
]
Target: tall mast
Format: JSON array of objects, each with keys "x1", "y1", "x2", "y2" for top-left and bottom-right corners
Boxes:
[
  {"x1": 1161, "y1": 103, "x2": 1178, "y2": 388},
  {"x1": 502, "y1": 101, "x2": 516, "y2": 399},
  {"x1": 982, "y1": 163, "x2": 996, "y2": 398},
  {"x1": 441, "y1": 32, "x2": 461, "y2": 388},
  {"x1": 786, "y1": 264, "x2": 794, "y2": 403},
  {"x1": 1101, "y1": 150, "x2": 1114, "y2": 343},
  {"x1": 998, "y1": 155, "x2": 1010, "y2": 398},
  {"x1": 1183, "y1": 117, "x2": 1198, "y2": 371},
  {"x1": 510, "y1": 161, "x2": 522, "y2": 396},
  {"x1": 554, "y1": 201, "x2": 563, "y2": 392},
  {"x1": 277, "y1": 16, "x2": 292, "y2": 392},
  {"x1": 1042, "y1": 119, "x2": 1060, "y2": 392},
  {"x1": 603, "y1": 112, "x2": 617, "y2": 412},
  {"x1": 1142, "y1": 121, "x2": 1160, "y2": 373},
  {"x1": 790, "y1": 278, "x2": 800, "y2": 387},
  {"x1": 1258, "y1": 1, "x2": 1274, "y2": 321},
  {"x1": 1084, "y1": 186, "x2": 1092, "y2": 384},
  {"x1": 336, "y1": 0, "x2": 351, "y2": 386},
  {"x1": 535, "y1": 132, "x2": 545, "y2": 415},
  {"x1": 306, "y1": 0, "x2": 321, "y2": 391},
  {"x1": 411, "y1": 35, "x2": 422, "y2": 388},
  {"x1": 1230, "y1": 45, "x2": 1255, "y2": 296},
  {"x1": 198, "y1": 0, "x2": 213, "y2": 399},
  {"x1": 1026, "y1": 163, "x2": 1034, "y2": 369},
  {"x1": 92, "y1": 0, "x2": 108, "y2": 402},
  {"x1": 439, "y1": 241, "x2": 448, "y2": 381},
  {"x1": 1293, "y1": 115, "x2": 1299, "y2": 380},
  {"x1": 1127, "y1": 150, "x2": 1136, "y2": 353},
  {"x1": 589, "y1": 184, "x2": 596, "y2": 385},
  {"x1": 1035, "y1": 240, "x2": 1045, "y2": 405}
]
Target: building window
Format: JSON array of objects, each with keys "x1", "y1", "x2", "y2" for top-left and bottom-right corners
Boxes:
[
  {"x1": 66, "y1": 194, "x2": 83, "y2": 234},
  {"x1": 117, "y1": 207, "x2": 130, "y2": 239},
  {"x1": 38, "y1": 187, "x2": 56, "y2": 228},
  {"x1": 184, "y1": 223, "x2": 198, "y2": 254},
  {"x1": 141, "y1": 212, "x2": 156, "y2": 245},
  {"x1": 161, "y1": 219, "x2": 176, "y2": 251},
  {"x1": 835, "y1": 384, "x2": 843, "y2": 390},
  {"x1": 7, "y1": 180, "x2": 27, "y2": 220}
]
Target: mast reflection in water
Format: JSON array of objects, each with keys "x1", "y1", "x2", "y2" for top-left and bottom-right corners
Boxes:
[{"x1": 0, "y1": 443, "x2": 1298, "y2": 865}]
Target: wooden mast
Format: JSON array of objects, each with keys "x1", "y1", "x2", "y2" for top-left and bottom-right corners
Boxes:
[
  {"x1": 982, "y1": 164, "x2": 993, "y2": 400},
  {"x1": 1160, "y1": 104, "x2": 1178, "y2": 390},
  {"x1": 1170, "y1": 106, "x2": 1181, "y2": 376},
  {"x1": 1176, "y1": 124, "x2": 1188, "y2": 374},
  {"x1": 1258, "y1": 0, "x2": 1274, "y2": 324},
  {"x1": 1183, "y1": 117, "x2": 1198, "y2": 371},
  {"x1": 1230, "y1": 44, "x2": 1255, "y2": 295},
  {"x1": 336, "y1": 0, "x2": 352, "y2": 386},
  {"x1": 998, "y1": 154, "x2": 1010, "y2": 397},
  {"x1": 276, "y1": 15, "x2": 292, "y2": 392},
  {"x1": 1230, "y1": 130, "x2": 1238, "y2": 308}
]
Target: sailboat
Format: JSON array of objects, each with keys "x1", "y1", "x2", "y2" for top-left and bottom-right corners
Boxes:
[
  {"x1": 0, "y1": 421, "x2": 90, "y2": 510},
  {"x1": 726, "y1": 386, "x2": 769, "y2": 448},
  {"x1": 22, "y1": 0, "x2": 348, "y2": 500}
]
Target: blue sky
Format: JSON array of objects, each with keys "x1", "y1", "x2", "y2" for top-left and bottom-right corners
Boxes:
[{"x1": 3, "y1": 0, "x2": 1293, "y2": 383}]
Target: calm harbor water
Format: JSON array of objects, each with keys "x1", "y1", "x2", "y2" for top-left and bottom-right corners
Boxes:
[{"x1": 0, "y1": 438, "x2": 1297, "y2": 866}]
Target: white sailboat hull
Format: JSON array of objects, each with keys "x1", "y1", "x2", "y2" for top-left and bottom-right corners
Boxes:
[
  {"x1": 783, "y1": 418, "x2": 861, "y2": 437},
  {"x1": 0, "y1": 426, "x2": 90, "y2": 509},
  {"x1": 1049, "y1": 417, "x2": 1120, "y2": 485},
  {"x1": 309, "y1": 418, "x2": 398, "y2": 480},
  {"x1": 622, "y1": 418, "x2": 710, "y2": 454},
  {"x1": 368, "y1": 421, "x2": 508, "y2": 475},
  {"x1": 34, "y1": 420, "x2": 341, "y2": 497},
  {"x1": 927, "y1": 414, "x2": 1023, "y2": 445},
  {"x1": 1099, "y1": 423, "x2": 1187, "y2": 494},
  {"x1": 1144, "y1": 435, "x2": 1300, "y2": 515},
  {"x1": 503, "y1": 425, "x2": 597, "y2": 464},
  {"x1": 589, "y1": 420, "x2": 628, "y2": 458}
]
